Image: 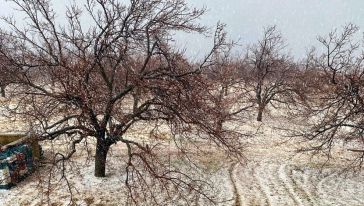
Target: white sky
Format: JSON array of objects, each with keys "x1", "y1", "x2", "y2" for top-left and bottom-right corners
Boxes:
[{"x1": 1, "y1": 0, "x2": 364, "y2": 60}]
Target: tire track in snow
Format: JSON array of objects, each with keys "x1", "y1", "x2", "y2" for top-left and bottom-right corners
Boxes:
[
  {"x1": 236, "y1": 161, "x2": 324, "y2": 206},
  {"x1": 252, "y1": 163, "x2": 272, "y2": 206},
  {"x1": 236, "y1": 162, "x2": 269, "y2": 206},
  {"x1": 277, "y1": 164, "x2": 302, "y2": 206},
  {"x1": 258, "y1": 163, "x2": 291, "y2": 205},
  {"x1": 279, "y1": 164, "x2": 319, "y2": 206},
  {"x1": 228, "y1": 162, "x2": 241, "y2": 206},
  {"x1": 289, "y1": 167, "x2": 318, "y2": 206}
]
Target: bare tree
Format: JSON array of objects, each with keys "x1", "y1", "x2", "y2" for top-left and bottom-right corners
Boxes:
[
  {"x1": 0, "y1": 0, "x2": 243, "y2": 204},
  {"x1": 244, "y1": 26, "x2": 299, "y2": 121},
  {"x1": 202, "y1": 24, "x2": 254, "y2": 131},
  {"x1": 301, "y1": 23, "x2": 364, "y2": 168},
  {"x1": 317, "y1": 23, "x2": 359, "y2": 85}
]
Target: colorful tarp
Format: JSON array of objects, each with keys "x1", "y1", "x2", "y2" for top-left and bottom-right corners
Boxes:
[{"x1": 0, "y1": 144, "x2": 33, "y2": 189}]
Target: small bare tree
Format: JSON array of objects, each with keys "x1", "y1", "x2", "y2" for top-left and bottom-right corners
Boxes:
[
  {"x1": 203, "y1": 25, "x2": 254, "y2": 130},
  {"x1": 244, "y1": 26, "x2": 299, "y2": 121},
  {"x1": 0, "y1": 0, "x2": 243, "y2": 204}
]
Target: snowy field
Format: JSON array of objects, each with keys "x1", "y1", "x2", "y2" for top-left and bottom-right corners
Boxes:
[
  {"x1": 232, "y1": 117, "x2": 364, "y2": 206},
  {"x1": 1, "y1": 103, "x2": 364, "y2": 206}
]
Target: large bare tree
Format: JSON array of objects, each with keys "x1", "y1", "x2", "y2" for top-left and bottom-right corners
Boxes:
[
  {"x1": 301, "y1": 23, "x2": 364, "y2": 168},
  {"x1": 0, "y1": 0, "x2": 243, "y2": 203}
]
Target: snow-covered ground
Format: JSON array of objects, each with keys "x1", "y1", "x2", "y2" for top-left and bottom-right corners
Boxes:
[
  {"x1": 230, "y1": 116, "x2": 364, "y2": 206},
  {"x1": 1, "y1": 99, "x2": 364, "y2": 205}
]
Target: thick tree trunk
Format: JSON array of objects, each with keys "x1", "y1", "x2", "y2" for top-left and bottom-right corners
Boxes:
[
  {"x1": 257, "y1": 106, "x2": 264, "y2": 122},
  {"x1": 95, "y1": 139, "x2": 110, "y2": 177},
  {"x1": 0, "y1": 86, "x2": 5, "y2": 97}
]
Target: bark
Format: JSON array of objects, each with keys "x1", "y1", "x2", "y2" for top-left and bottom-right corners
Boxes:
[
  {"x1": 94, "y1": 139, "x2": 110, "y2": 177},
  {"x1": 257, "y1": 105, "x2": 264, "y2": 122},
  {"x1": 0, "y1": 86, "x2": 5, "y2": 97}
]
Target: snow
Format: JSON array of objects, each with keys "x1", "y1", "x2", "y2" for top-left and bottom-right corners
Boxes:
[{"x1": 1, "y1": 100, "x2": 364, "y2": 205}]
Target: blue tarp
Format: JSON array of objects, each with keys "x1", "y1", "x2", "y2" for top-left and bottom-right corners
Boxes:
[{"x1": 0, "y1": 144, "x2": 33, "y2": 189}]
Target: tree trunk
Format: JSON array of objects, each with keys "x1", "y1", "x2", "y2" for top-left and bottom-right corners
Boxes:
[
  {"x1": 0, "y1": 86, "x2": 5, "y2": 97},
  {"x1": 95, "y1": 139, "x2": 110, "y2": 177},
  {"x1": 257, "y1": 106, "x2": 264, "y2": 122}
]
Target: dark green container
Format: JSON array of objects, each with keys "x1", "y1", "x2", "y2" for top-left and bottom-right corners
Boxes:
[{"x1": 0, "y1": 134, "x2": 41, "y2": 161}]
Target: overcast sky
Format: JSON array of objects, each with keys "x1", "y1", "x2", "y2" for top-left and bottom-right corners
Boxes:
[{"x1": 1, "y1": 0, "x2": 364, "y2": 60}]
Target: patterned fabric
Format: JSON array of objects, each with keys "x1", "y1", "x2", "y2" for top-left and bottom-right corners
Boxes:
[{"x1": 0, "y1": 144, "x2": 33, "y2": 189}]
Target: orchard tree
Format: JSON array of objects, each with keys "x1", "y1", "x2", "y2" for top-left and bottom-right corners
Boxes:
[
  {"x1": 0, "y1": 0, "x2": 243, "y2": 203},
  {"x1": 301, "y1": 23, "x2": 364, "y2": 168},
  {"x1": 244, "y1": 26, "x2": 299, "y2": 121},
  {"x1": 203, "y1": 32, "x2": 254, "y2": 130}
]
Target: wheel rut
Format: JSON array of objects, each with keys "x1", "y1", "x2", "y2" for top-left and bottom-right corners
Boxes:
[{"x1": 229, "y1": 162, "x2": 242, "y2": 206}]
